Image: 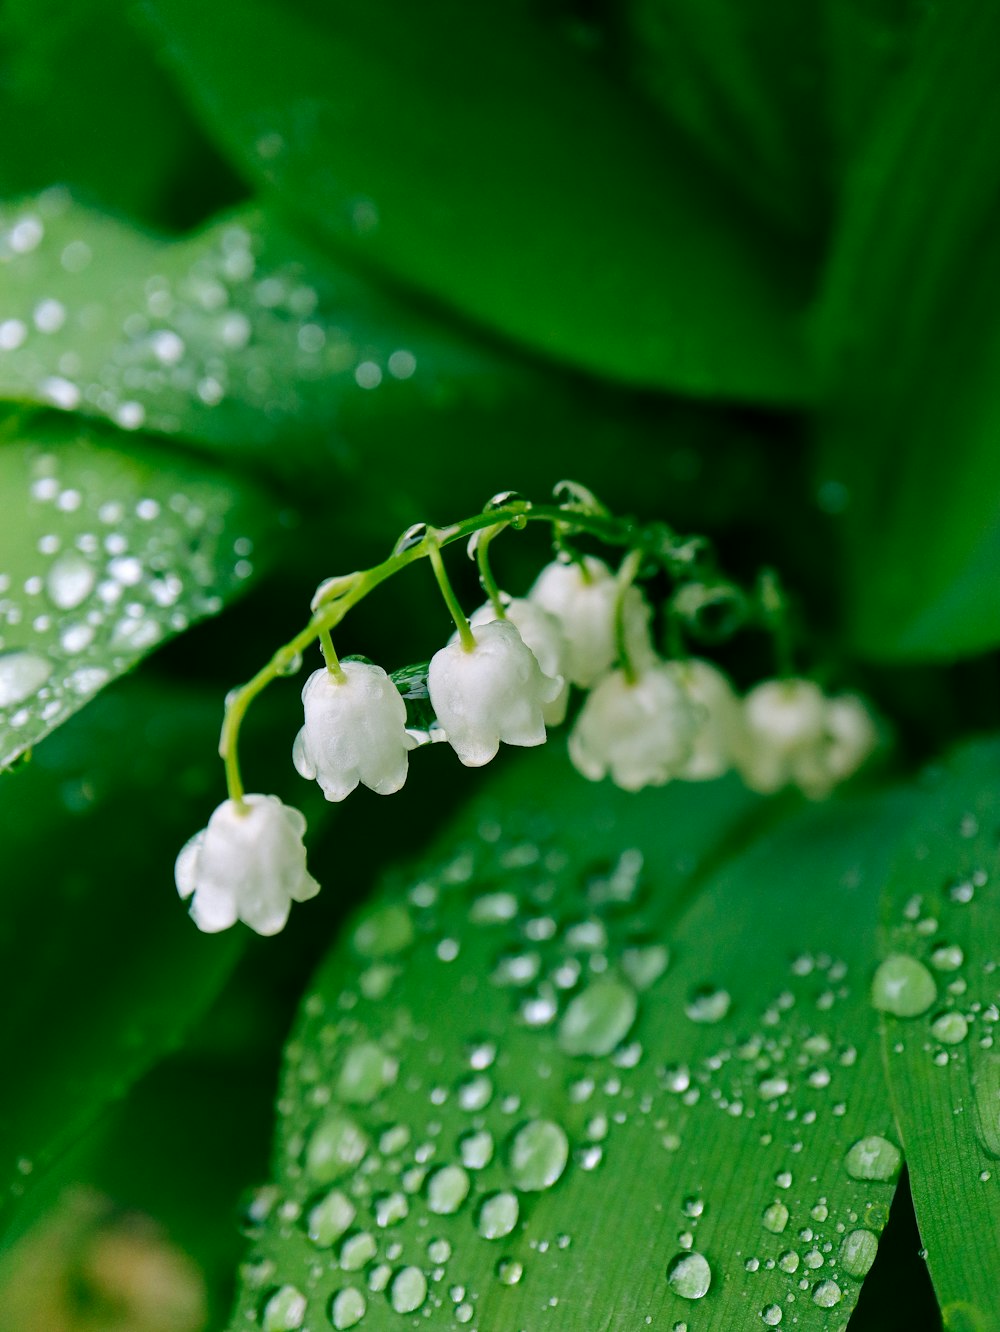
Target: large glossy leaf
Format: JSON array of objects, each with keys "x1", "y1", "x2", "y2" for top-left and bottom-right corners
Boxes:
[
  {"x1": 0, "y1": 192, "x2": 542, "y2": 476},
  {"x1": 0, "y1": 419, "x2": 273, "y2": 770},
  {"x1": 141, "y1": 0, "x2": 815, "y2": 401},
  {"x1": 621, "y1": 0, "x2": 922, "y2": 236},
  {"x1": 814, "y1": 0, "x2": 1000, "y2": 660},
  {"x1": 876, "y1": 739, "x2": 1000, "y2": 1331},
  {"x1": 0, "y1": 681, "x2": 250, "y2": 1239},
  {"x1": 229, "y1": 747, "x2": 924, "y2": 1330}
]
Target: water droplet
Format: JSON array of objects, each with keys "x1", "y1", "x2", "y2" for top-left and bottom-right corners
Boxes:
[
  {"x1": 308, "y1": 1189, "x2": 356, "y2": 1247},
  {"x1": 478, "y1": 1191, "x2": 519, "y2": 1239},
  {"x1": 812, "y1": 1279, "x2": 842, "y2": 1308},
  {"x1": 621, "y1": 943, "x2": 669, "y2": 990},
  {"x1": 682, "y1": 1195, "x2": 704, "y2": 1219},
  {"x1": 509, "y1": 1119, "x2": 569, "y2": 1192},
  {"x1": 340, "y1": 1232, "x2": 377, "y2": 1270},
  {"x1": 684, "y1": 986, "x2": 731, "y2": 1024},
  {"x1": 45, "y1": 553, "x2": 96, "y2": 610},
  {"x1": 931, "y1": 1012, "x2": 968, "y2": 1045},
  {"x1": 457, "y1": 1074, "x2": 493, "y2": 1111},
  {"x1": 758, "y1": 1075, "x2": 790, "y2": 1099},
  {"x1": 459, "y1": 1129, "x2": 494, "y2": 1170},
  {"x1": 778, "y1": 1250, "x2": 799, "y2": 1273},
  {"x1": 426, "y1": 1165, "x2": 470, "y2": 1215},
  {"x1": 844, "y1": 1135, "x2": 901, "y2": 1182},
  {"x1": 871, "y1": 955, "x2": 937, "y2": 1017},
  {"x1": 261, "y1": 1285, "x2": 307, "y2": 1331},
  {"x1": 374, "y1": 1192, "x2": 408, "y2": 1227},
  {"x1": 393, "y1": 523, "x2": 427, "y2": 556},
  {"x1": 666, "y1": 1251, "x2": 712, "y2": 1300},
  {"x1": 337, "y1": 1042, "x2": 398, "y2": 1104},
  {"x1": 931, "y1": 944, "x2": 964, "y2": 972},
  {"x1": 839, "y1": 1229, "x2": 878, "y2": 1278},
  {"x1": 497, "y1": 1258, "x2": 523, "y2": 1285},
  {"x1": 305, "y1": 1113, "x2": 369, "y2": 1183},
  {"x1": 390, "y1": 1266, "x2": 427, "y2": 1313},
  {"x1": 0, "y1": 651, "x2": 52, "y2": 707},
  {"x1": 353, "y1": 905, "x2": 414, "y2": 958},
  {"x1": 761, "y1": 1305, "x2": 782, "y2": 1326},
  {"x1": 558, "y1": 974, "x2": 637, "y2": 1056},
  {"x1": 762, "y1": 1202, "x2": 789, "y2": 1234},
  {"x1": 330, "y1": 1287, "x2": 366, "y2": 1330},
  {"x1": 973, "y1": 1053, "x2": 1000, "y2": 1156}
]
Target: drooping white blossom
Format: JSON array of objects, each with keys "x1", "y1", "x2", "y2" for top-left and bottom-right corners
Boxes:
[
  {"x1": 175, "y1": 795, "x2": 320, "y2": 935},
  {"x1": 792, "y1": 692, "x2": 880, "y2": 798},
  {"x1": 528, "y1": 556, "x2": 652, "y2": 688},
  {"x1": 466, "y1": 597, "x2": 568, "y2": 724},
  {"x1": 735, "y1": 678, "x2": 828, "y2": 794},
  {"x1": 292, "y1": 661, "x2": 416, "y2": 802},
  {"x1": 667, "y1": 658, "x2": 746, "y2": 781},
  {"x1": 568, "y1": 662, "x2": 699, "y2": 792},
  {"x1": 429, "y1": 619, "x2": 561, "y2": 766}
]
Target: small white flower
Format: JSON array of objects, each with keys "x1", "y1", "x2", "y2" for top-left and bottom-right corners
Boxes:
[
  {"x1": 466, "y1": 597, "x2": 568, "y2": 724},
  {"x1": 529, "y1": 556, "x2": 652, "y2": 688},
  {"x1": 175, "y1": 795, "x2": 320, "y2": 935},
  {"x1": 668, "y1": 658, "x2": 745, "y2": 781},
  {"x1": 793, "y1": 692, "x2": 880, "y2": 799},
  {"x1": 429, "y1": 619, "x2": 561, "y2": 766},
  {"x1": 568, "y1": 662, "x2": 698, "y2": 792},
  {"x1": 292, "y1": 661, "x2": 417, "y2": 802}
]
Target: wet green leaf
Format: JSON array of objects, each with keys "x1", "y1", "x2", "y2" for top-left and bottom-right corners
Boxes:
[
  {"x1": 0, "y1": 681, "x2": 248, "y2": 1238},
  {"x1": 142, "y1": 0, "x2": 814, "y2": 401},
  {"x1": 815, "y1": 1, "x2": 1000, "y2": 660},
  {"x1": 877, "y1": 739, "x2": 1000, "y2": 1332},
  {"x1": 229, "y1": 746, "x2": 922, "y2": 1329},
  {"x1": 0, "y1": 419, "x2": 274, "y2": 770}
]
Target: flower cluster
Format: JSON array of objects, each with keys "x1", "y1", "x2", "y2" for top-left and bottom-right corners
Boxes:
[{"x1": 175, "y1": 494, "x2": 881, "y2": 935}]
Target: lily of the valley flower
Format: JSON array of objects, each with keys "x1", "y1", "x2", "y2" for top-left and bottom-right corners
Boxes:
[
  {"x1": 175, "y1": 795, "x2": 319, "y2": 935},
  {"x1": 466, "y1": 597, "x2": 568, "y2": 724},
  {"x1": 669, "y1": 658, "x2": 745, "y2": 781},
  {"x1": 569, "y1": 661, "x2": 698, "y2": 792},
  {"x1": 793, "y1": 692, "x2": 880, "y2": 799},
  {"x1": 529, "y1": 556, "x2": 651, "y2": 688},
  {"x1": 429, "y1": 619, "x2": 561, "y2": 766},
  {"x1": 293, "y1": 661, "x2": 416, "y2": 801}
]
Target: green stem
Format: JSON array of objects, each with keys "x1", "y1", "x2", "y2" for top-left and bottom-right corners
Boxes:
[
  {"x1": 319, "y1": 627, "x2": 347, "y2": 681},
  {"x1": 476, "y1": 525, "x2": 508, "y2": 618},
  {"x1": 428, "y1": 536, "x2": 476, "y2": 651},
  {"x1": 615, "y1": 548, "x2": 644, "y2": 685}
]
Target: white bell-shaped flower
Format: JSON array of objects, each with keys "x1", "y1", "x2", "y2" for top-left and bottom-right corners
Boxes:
[
  {"x1": 529, "y1": 556, "x2": 652, "y2": 688},
  {"x1": 465, "y1": 597, "x2": 568, "y2": 724},
  {"x1": 668, "y1": 658, "x2": 746, "y2": 781},
  {"x1": 293, "y1": 661, "x2": 416, "y2": 802},
  {"x1": 175, "y1": 795, "x2": 320, "y2": 935},
  {"x1": 736, "y1": 678, "x2": 829, "y2": 795},
  {"x1": 569, "y1": 662, "x2": 698, "y2": 792},
  {"x1": 429, "y1": 619, "x2": 561, "y2": 766},
  {"x1": 793, "y1": 692, "x2": 880, "y2": 799}
]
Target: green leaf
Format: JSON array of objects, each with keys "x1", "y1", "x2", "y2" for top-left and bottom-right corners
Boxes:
[
  {"x1": 229, "y1": 747, "x2": 922, "y2": 1329},
  {"x1": 814, "y1": 0, "x2": 1000, "y2": 660},
  {"x1": 0, "y1": 0, "x2": 225, "y2": 225},
  {"x1": 0, "y1": 680, "x2": 248, "y2": 1238},
  {"x1": 0, "y1": 418, "x2": 273, "y2": 770},
  {"x1": 876, "y1": 739, "x2": 1000, "y2": 1332},
  {"x1": 621, "y1": 0, "x2": 921, "y2": 236},
  {"x1": 141, "y1": 0, "x2": 815, "y2": 401},
  {"x1": 0, "y1": 193, "x2": 542, "y2": 476}
]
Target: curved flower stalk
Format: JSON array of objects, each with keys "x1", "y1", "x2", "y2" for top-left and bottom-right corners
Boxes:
[
  {"x1": 569, "y1": 661, "x2": 699, "y2": 791},
  {"x1": 293, "y1": 661, "x2": 416, "y2": 801},
  {"x1": 430, "y1": 619, "x2": 562, "y2": 766},
  {"x1": 175, "y1": 795, "x2": 319, "y2": 935}
]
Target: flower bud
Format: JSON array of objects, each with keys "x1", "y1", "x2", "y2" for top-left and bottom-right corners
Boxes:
[
  {"x1": 175, "y1": 795, "x2": 319, "y2": 935},
  {"x1": 429, "y1": 619, "x2": 561, "y2": 767},
  {"x1": 293, "y1": 661, "x2": 416, "y2": 802}
]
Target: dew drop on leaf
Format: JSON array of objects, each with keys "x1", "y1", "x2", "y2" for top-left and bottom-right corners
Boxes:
[
  {"x1": 509, "y1": 1119, "x2": 569, "y2": 1191},
  {"x1": 557, "y1": 974, "x2": 637, "y2": 1056},
  {"x1": 843, "y1": 1135, "x2": 901, "y2": 1182},
  {"x1": 477, "y1": 1190, "x2": 519, "y2": 1239},
  {"x1": 666, "y1": 1251, "x2": 712, "y2": 1299},
  {"x1": 839, "y1": 1228, "x2": 879, "y2": 1278},
  {"x1": 329, "y1": 1287, "x2": 366, "y2": 1330},
  {"x1": 871, "y1": 954, "x2": 937, "y2": 1017},
  {"x1": 390, "y1": 1266, "x2": 427, "y2": 1313},
  {"x1": 0, "y1": 650, "x2": 52, "y2": 707}
]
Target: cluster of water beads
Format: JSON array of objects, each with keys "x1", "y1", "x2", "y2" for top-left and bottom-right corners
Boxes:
[
  {"x1": 0, "y1": 191, "x2": 426, "y2": 450},
  {"x1": 230, "y1": 816, "x2": 913, "y2": 1331},
  {"x1": 0, "y1": 444, "x2": 256, "y2": 765}
]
